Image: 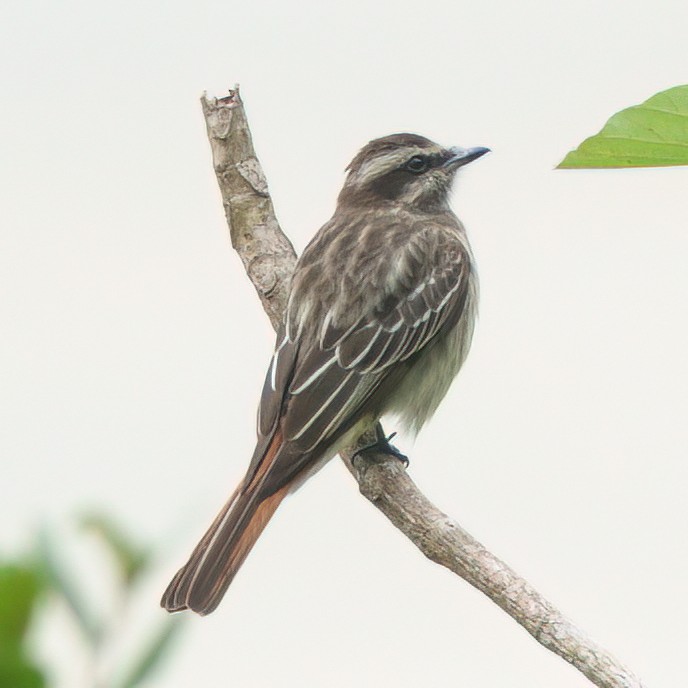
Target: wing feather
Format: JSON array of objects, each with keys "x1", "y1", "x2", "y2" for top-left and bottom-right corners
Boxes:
[{"x1": 253, "y1": 221, "x2": 473, "y2": 495}]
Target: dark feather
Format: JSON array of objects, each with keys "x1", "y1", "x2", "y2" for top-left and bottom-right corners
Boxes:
[
  {"x1": 161, "y1": 431, "x2": 289, "y2": 615},
  {"x1": 250, "y1": 219, "x2": 471, "y2": 490}
]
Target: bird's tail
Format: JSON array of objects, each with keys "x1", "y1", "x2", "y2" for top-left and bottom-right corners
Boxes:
[{"x1": 161, "y1": 433, "x2": 288, "y2": 615}]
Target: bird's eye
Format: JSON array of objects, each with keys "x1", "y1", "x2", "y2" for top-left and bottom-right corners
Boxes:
[{"x1": 405, "y1": 156, "x2": 428, "y2": 173}]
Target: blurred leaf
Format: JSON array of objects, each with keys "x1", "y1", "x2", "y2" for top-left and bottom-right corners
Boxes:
[
  {"x1": 36, "y1": 528, "x2": 102, "y2": 647},
  {"x1": 0, "y1": 563, "x2": 43, "y2": 643},
  {"x1": 79, "y1": 512, "x2": 150, "y2": 586},
  {"x1": 117, "y1": 619, "x2": 184, "y2": 688},
  {"x1": 558, "y1": 84, "x2": 688, "y2": 168},
  {"x1": 0, "y1": 647, "x2": 46, "y2": 688},
  {"x1": 0, "y1": 563, "x2": 46, "y2": 687}
]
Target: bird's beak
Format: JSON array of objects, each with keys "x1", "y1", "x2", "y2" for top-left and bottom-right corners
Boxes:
[{"x1": 443, "y1": 146, "x2": 491, "y2": 169}]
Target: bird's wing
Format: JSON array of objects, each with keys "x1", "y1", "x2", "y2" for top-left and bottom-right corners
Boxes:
[{"x1": 251, "y1": 224, "x2": 472, "y2": 492}]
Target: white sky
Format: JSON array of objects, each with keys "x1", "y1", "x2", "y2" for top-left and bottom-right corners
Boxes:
[{"x1": 2, "y1": 0, "x2": 687, "y2": 686}]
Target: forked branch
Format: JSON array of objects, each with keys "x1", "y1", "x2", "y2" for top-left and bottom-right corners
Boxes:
[{"x1": 200, "y1": 87, "x2": 646, "y2": 688}]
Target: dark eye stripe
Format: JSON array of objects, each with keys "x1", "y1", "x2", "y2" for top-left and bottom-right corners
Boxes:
[
  {"x1": 428, "y1": 153, "x2": 445, "y2": 168},
  {"x1": 404, "y1": 153, "x2": 445, "y2": 172},
  {"x1": 406, "y1": 156, "x2": 428, "y2": 173}
]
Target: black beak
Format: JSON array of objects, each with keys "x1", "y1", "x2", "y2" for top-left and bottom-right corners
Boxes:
[{"x1": 443, "y1": 146, "x2": 491, "y2": 169}]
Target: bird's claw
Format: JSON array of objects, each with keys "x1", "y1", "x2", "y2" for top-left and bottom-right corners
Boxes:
[{"x1": 353, "y1": 430, "x2": 409, "y2": 468}]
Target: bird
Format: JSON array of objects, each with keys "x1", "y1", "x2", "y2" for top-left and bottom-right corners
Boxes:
[{"x1": 161, "y1": 133, "x2": 489, "y2": 615}]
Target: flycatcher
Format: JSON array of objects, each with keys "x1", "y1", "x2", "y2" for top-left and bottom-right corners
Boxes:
[{"x1": 162, "y1": 133, "x2": 489, "y2": 615}]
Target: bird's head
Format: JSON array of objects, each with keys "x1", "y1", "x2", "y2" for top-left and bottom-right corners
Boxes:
[{"x1": 339, "y1": 133, "x2": 489, "y2": 210}]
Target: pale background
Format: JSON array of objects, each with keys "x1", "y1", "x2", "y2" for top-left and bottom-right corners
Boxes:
[{"x1": 2, "y1": 0, "x2": 687, "y2": 686}]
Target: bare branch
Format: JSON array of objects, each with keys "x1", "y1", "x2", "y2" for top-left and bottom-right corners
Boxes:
[
  {"x1": 200, "y1": 88, "x2": 646, "y2": 688},
  {"x1": 201, "y1": 87, "x2": 296, "y2": 329}
]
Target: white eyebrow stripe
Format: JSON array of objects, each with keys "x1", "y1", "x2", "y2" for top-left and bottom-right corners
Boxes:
[
  {"x1": 349, "y1": 145, "x2": 439, "y2": 188},
  {"x1": 350, "y1": 151, "x2": 408, "y2": 186},
  {"x1": 290, "y1": 356, "x2": 337, "y2": 395},
  {"x1": 270, "y1": 334, "x2": 289, "y2": 391},
  {"x1": 289, "y1": 370, "x2": 355, "y2": 441}
]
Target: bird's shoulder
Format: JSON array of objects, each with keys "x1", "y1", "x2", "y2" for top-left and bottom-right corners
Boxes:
[{"x1": 286, "y1": 207, "x2": 471, "y2": 340}]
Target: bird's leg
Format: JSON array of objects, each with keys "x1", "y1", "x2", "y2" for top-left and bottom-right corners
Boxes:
[{"x1": 353, "y1": 426, "x2": 409, "y2": 467}]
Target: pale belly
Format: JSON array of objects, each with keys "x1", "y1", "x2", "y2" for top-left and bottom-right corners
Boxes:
[{"x1": 385, "y1": 278, "x2": 477, "y2": 435}]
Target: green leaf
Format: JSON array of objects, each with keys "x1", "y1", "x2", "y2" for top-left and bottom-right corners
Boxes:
[
  {"x1": 0, "y1": 564, "x2": 43, "y2": 644},
  {"x1": 117, "y1": 619, "x2": 184, "y2": 688},
  {"x1": 0, "y1": 563, "x2": 47, "y2": 687},
  {"x1": 35, "y1": 528, "x2": 102, "y2": 647},
  {"x1": 0, "y1": 649, "x2": 46, "y2": 688},
  {"x1": 79, "y1": 512, "x2": 150, "y2": 586},
  {"x1": 558, "y1": 84, "x2": 688, "y2": 168}
]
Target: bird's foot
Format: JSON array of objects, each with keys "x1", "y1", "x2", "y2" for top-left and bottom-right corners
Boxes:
[{"x1": 353, "y1": 428, "x2": 409, "y2": 468}]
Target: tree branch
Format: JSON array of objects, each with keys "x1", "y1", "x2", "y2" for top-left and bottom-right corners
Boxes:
[
  {"x1": 201, "y1": 88, "x2": 296, "y2": 329},
  {"x1": 200, "y1": 87, "x2": 646, "y2": 688}
]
